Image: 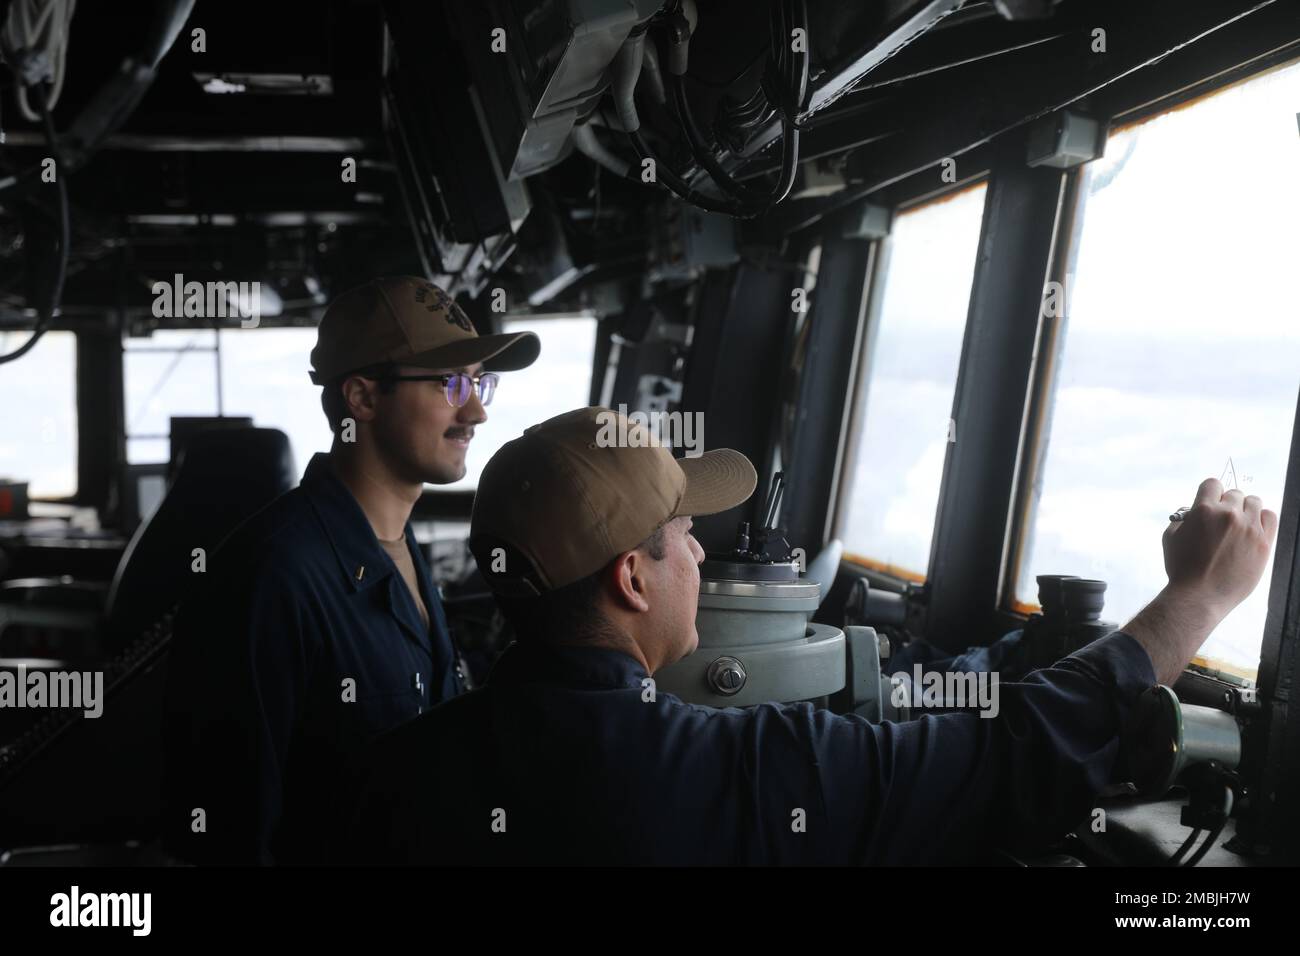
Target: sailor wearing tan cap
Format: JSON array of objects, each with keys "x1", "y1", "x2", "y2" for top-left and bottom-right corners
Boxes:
[
  {"x1": 164, "y1": 277, "x2": 538, "y2": 865},
  {"x1": 349, "y1": 407, "x2": 1272, "y2": 865}
]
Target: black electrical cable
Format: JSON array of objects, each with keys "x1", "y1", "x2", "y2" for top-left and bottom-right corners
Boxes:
[
  {"x1": 0, "y1": 82, "x2": 69, "y2": 365},
  {"x1": 1168, "y1": 828, "x2": 1202, "y2": 866},
  {"x1": 774, "y1": 0, "x2": 785, "y2": 107},
  {"x1": 644, "y1": 0, "x2": 807, "y2": 217},
  {"x1": 769, "y1": 0, "x2": 787, "y2": 102},
  {"x1": 790, "y1": 0, "x2": 808, "y2": 116},
  {"x1": 627, "y1": 128, "x2": 767, "y2": 218},
  {"x1": 721, "y1": 87, "x2": 778, "y2": 148},
  {"x1": 1182, "y1": 784, "x2": 1235, "y2": 867},
  {"x1": 768, "y1": 113, "x2": 800, "y2": 204},
  {"x1": 669, "y1": 74, "x2": 764, "y2": 202},
  {"x1": 1182, "y1": 828, "x2": 1219, "y2": 867},
  {"x1": 737, "y1": 0, "x2": 805, "y2": 205},
  {"x1": 671, "y1": 65, "x2": 798, "y2": 207}
]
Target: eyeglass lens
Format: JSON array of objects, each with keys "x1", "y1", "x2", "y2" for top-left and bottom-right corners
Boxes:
[{"x1": 444, "y1": 372, "x2": 498, "y2": 408}]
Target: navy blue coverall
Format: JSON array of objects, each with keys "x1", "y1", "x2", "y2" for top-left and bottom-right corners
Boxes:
[
  {"x1": 163, "y1": 452, "x2": 464, "y2": 864},
  {"x1": 349, "y1": 630, "x2": 1155, "y2": 865}
]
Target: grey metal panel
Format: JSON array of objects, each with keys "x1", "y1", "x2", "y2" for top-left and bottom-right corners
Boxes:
[
  {"x1": 843, "y1": 625, "x2": 883, "y2": 721},
  {"x1": 654, "y1": 623, "x2": 847, "y2": 707}
]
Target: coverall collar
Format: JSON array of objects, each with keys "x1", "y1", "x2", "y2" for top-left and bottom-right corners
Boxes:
[
  {"x1": 489, "y1": 640, "x2": 649, "y2": 690},
  {"x1": 300, "y1": 451, "x2": 406, "y2": 593}
]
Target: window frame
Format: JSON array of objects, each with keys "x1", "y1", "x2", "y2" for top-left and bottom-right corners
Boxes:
[
  {"x1": 998, "y1": 166, "x2": 1086, "y2": 618},
  {"x1": 983, "y1": 58, "x2": 1300, "y2": 856},
  {"x1": 832, "y1": 177, "x2": 991, "y2": 586},
  {"x1": 122, "y1": 326, "x2": 224, "y2": 466},
  {"x1": 1000, "y1": 57, "x2": 1300, "y2": 643}
]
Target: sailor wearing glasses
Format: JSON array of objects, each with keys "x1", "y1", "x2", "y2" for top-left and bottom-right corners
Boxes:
[{"x1": 163, "y1": 276, "x2": 539, "y2": 865}]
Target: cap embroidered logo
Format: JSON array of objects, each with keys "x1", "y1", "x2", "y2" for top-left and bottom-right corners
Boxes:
[{"x1": 413, "y1": 282, "x2": 474, "y2": 332}]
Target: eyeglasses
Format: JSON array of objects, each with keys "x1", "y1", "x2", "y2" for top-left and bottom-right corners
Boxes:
[{"x1": 376, "y1": 372, "x2": 499, "y2": 407}]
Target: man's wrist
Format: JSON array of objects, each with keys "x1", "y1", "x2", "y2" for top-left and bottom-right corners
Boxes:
[
  {"x1": 1153, "y1": 582, "x2": 1231, "y2": 632},
  {"x1": 1122, "y1": 583, "x2": 1228, "y2": 685}
]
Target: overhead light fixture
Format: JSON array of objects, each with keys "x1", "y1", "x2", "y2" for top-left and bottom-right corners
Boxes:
[
  {"x1": 199, "y1": 76, "x2": 247, "y2": 94},
  {"x1": 193, "y1": 73, "x2": 334, "y2": 96}
]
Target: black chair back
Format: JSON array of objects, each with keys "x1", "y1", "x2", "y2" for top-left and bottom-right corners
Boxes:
[{"x1": 104, "y1": 427, "x2": 296, "y2": 649}]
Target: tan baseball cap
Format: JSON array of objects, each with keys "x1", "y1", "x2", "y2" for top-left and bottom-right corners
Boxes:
[
  {"x1": 308, "y1": 276, "x2": 540, "y2": 384},
  {"x1": 469, "y1": 406, "x2": 757, "y2": 596}
]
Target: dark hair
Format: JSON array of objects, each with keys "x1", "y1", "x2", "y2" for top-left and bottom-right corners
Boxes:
[
  {"x1": 320, "y1": 362, "x2": 398, "y2": 435},
  {"x1": 494, "y1": 523, "x2": 668, "y2": 645}
]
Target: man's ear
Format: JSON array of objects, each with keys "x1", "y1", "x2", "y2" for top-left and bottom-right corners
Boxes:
[
  {"x1": 341, "y1": 375, "x2": 380, "y2": 423},
  {"x1": 610, "y1": 549, "x2": 651, "y2": 614}
]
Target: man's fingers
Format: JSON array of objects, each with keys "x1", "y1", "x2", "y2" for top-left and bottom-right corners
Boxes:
[
  {"x1": 1221, "y1": 488, "x2": 1246, "y2": 510},
  {"x1": 1245, "y1": 495, "x2": 1263, "y2": 521},
  {"x1": 1262, "y1": 508, "x2": 1279, "y2": 542},
  {"x1": 1194, "y1": 477, "x2": 1224, "y2": 507}
]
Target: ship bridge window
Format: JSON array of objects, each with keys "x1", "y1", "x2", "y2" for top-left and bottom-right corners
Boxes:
[
  {"x1": 128, "y1": 326, "x2": 342, "y2": 472},
  {"x1": 125, "y1": 328, "x2": 220, "y2": 464},
  {"x1": 1010, "y1": 58, "x2": 1300, "y2": 679},
  {"x1": 218, "y1": 326, "x2": 332, "y2": 470},
  {"x1": 837, "y1": 182, "x2": 988, "y2": 581},
  {"x1": 0, "y1": 330, "x2": 78, "y2": 499}
]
